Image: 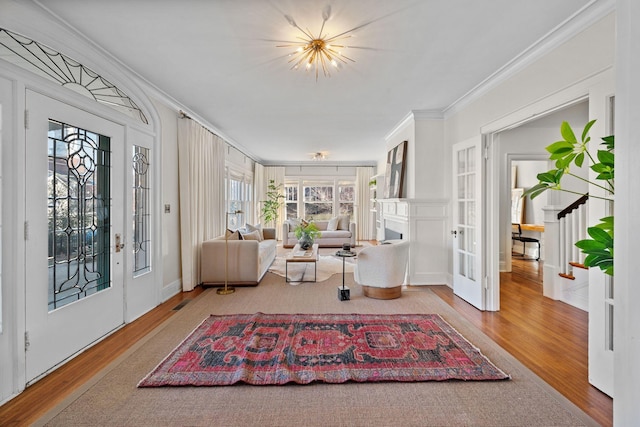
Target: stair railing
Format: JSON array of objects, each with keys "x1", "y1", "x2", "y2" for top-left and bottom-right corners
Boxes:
[{"x1": 557, "y1": 194, "x2": 589, "y2": 278}]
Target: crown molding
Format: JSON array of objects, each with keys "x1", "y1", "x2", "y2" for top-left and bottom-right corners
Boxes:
[
  {"x1": 412, "y1": 110, "x2": 445, "y2": 120},
  {"x1": 443, "y1": 0, "x2": 615, "y2": 118},
  {"x1": 385, "y1": 109, "x2": 444, "y2": 141}
]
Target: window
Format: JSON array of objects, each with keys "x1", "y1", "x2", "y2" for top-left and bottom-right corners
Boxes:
[
  {"x1": 285, "y1": 178, "x2": 356, "y2": 221},
  {"x1": 303, "y1": 182, "x2": 334, "y2": 221},
  {"x1": 285, "y1": 183, "x2": 298, "y2": 219},
  {"x1": 338, "y1": 181, "x2": 355, "y2": 217},
  {"x1": 226, "y1": 168, "x2": 253, "y2": 229}
]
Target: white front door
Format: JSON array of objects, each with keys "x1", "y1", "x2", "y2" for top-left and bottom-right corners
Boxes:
[
  {"x1": 452, "y1": 137, "x2": 484, "y2": 310},
  {"x1": 25, "y1": 91, "x2": 125, "y2": 383}
]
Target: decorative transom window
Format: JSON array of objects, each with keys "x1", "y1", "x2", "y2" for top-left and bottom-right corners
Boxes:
[{"x1": 0, "y1": 28, "x2": 149, "y2": 125}]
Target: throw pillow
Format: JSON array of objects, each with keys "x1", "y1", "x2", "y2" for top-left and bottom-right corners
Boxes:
[
  {"x1": 245, "y1": 223, "x2": 263, "y2": 241},
  {"x1": 241, "y1": 230, "x2": 261, "y2": 241},
  {"x1": 288, "y1": 218, "x2": 302, "y2": 230},
  {"x1": 327, "y1": 217, "x2": 339, "y2": 231},
  {"x1": 337, "y1": 214, "x2": 350, "y2": 230},
  {"x1": 225, "y1": 229, "x2": 242, "y2": 240}
]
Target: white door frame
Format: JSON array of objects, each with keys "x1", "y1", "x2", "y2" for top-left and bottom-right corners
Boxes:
[
  {"x1": 481, "y1": 91, "x2": 597, "y2": 312},
  {"x1": 0, "y1": 70, "x2": 162, "y2": 404}
]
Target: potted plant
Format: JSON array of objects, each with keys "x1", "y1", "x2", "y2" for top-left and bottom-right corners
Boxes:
[
  {"x1": 524, "y1": 120, "x2": 614, "y2": 276},
  {"x1": 260, "y1": 179, "x2": 285, "y2": 228},
  {"x1": 294, "y1": 220, "x2": 320, "y2": 250}
]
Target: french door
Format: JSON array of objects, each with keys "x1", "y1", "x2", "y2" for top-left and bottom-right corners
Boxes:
[
  {"x1": 452, "y1": 137, "x2": 485, "y2": 310},
  {"x1": 25, "y1": 91, "x2": 125, "y2": 382}
]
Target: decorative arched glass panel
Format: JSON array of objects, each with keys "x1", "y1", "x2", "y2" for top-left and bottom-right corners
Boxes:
[{"x1": 0, "y1": 28, "x2": 148, "y2": 125}]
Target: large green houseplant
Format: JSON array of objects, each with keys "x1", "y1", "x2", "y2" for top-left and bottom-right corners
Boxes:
[
  {"x1": 523, "y1": 120, "x2": 614, "y2": 276},
  {"x1": 260, "y1": 179, "x2": 285, "y2": 227}
]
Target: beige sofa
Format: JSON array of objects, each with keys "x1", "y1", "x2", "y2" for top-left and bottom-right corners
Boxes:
[
  {"x1": 282, "y1": 220, "x2": 356, "y2": 248},
  {"x1": 200, "y1": 228, "x2": 276, "y2": 286}
]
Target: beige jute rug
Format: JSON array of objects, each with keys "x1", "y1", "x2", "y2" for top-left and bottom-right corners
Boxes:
[{"x1": 37, "y1": 269, "x2": 597, "y2": 426}]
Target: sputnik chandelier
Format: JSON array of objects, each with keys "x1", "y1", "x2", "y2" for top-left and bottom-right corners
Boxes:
[{"x1": 277, "y1": 6, "x2": 356, "y2": 80}]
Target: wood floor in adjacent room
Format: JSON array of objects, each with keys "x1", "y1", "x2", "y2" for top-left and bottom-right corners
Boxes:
[
  {"x1": 0, "y1": 255, "x2": 612, "y2": 426},
  {"x1": 431, "y1": 256, "x2": 613, "y2": 426}
]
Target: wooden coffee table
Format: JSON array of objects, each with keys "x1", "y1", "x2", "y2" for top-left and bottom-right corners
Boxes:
[{"x1": 285, "y1": 243, "x2": 319, "y2": 282}]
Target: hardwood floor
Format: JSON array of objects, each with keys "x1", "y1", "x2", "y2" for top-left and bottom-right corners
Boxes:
[
  {"x1": 0, "y1": 287, "x2": 205, "y2": 426},
  {"x1": 431, "y1": 256, "x2": 612, "y2": 426},
  {"x1": 0, "y1": 258, "x2": 612, "y2": 426}
]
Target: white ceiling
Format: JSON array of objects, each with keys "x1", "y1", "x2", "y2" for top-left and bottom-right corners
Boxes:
[{"x1": 38, "y1": 0, "x2": 593, "y2": 165}]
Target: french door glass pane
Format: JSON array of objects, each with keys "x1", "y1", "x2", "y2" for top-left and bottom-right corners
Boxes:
[
  {"x1": 457, "y1": 175, "x2": 465, "y2": 199},
  {"x1": 457, "y1": 150, "x2": 466, "y2": 172},
  {"x1": 467, "y1": 146, "x2": 476, "y2": 173},
  {"x1": 468, "y1": 253, "x2": 476, "y2": 281},
  {"x1": 467, "y1": 174, "x2": 475, "y2": 199},
  {"x1": 48, "y1": 120, "x2": 110, "y2": 311}
]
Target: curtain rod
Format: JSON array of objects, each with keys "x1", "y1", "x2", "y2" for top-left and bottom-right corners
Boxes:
[
  {"x1": 178, "y1": 110, "x2": 259, "y2": 164},
  {"x1": 179, "y1": 110, "x2": 220, "y2": 138}
]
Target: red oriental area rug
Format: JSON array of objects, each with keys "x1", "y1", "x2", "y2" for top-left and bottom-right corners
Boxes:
[{"x1": 138, "y1": 313, "x2": 510, "y2": 387}]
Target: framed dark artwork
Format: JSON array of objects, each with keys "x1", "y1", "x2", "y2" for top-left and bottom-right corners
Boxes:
[{"x1": 384, "y1": 140, "x2": 408, "y2": 199}]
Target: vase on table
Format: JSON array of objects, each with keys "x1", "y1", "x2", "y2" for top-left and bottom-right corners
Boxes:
[{"x1": 299, "y1": 233, "x2": 314, "y2": 250}]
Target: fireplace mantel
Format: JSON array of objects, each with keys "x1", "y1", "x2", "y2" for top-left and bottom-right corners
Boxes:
[{"x1": 376, "y1": 198, "x2": 449, "y2": 286}]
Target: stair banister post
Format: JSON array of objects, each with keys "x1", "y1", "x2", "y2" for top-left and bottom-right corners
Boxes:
[{"x1": 543, "y1": 206, "x2": 564, "y2": 300}]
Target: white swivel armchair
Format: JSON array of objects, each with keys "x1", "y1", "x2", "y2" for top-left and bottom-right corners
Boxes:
[{"x1": 354, "y1": 240, "x2": 410, "y2": 299}]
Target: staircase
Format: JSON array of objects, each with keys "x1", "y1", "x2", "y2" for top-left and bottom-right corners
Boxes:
[
  {"x1": 542, "y1": 195, "x2": 590, "y2": 311},
  {"x1": 557, "y1": 194, "x2": 589, "y2": 280}
]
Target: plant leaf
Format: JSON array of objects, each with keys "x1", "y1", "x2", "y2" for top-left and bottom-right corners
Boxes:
[
  {"x1": 546, "y1": 141, "x2": 574, "y2": 155},
  {"x1": 597, "y1": 150, "x2": 614, "y2": 167},
  {"x1": 581, "y1": 120, "x2": 596, "y2": 142},
  {"x1": 560, "y1": 121, "x2": 577, "y2": 144},
  {"x1": 601, "y1": 135, "x2": 614, "y2": 150}
]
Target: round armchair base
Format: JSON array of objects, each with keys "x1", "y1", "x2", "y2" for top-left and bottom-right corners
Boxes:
[{"x1": 362, "y1": 285, "x2": 402, "y2": 300}]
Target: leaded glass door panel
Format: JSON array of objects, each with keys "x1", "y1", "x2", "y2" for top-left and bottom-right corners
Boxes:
[{"x1": 25, "y1": 91, "x2": 124, "y2": 383}]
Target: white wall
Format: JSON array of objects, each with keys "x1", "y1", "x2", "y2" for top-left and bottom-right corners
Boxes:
[
  {"x1": 414, "y1": 116, "x2": 446, "y2": 199},
  {"x1": 513, "y1": 160, "x2": 547, "y2": 224},
  {"x1": 445, "y1": 12, "x2": 615, "y2": 144},
  {"x1": 154, "y1": 99, "x2": 182, "y2": 299},
  {"x1": 382, "y1": 112, "x2": 446, "y2": 200}
]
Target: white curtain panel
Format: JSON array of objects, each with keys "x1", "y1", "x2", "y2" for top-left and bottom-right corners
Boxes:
[
  {"x1": 178, "y1": 118, "x2": 225, "y2": 291},
  {"x1": 254, "y1": 163, "x2": 265, "y2": 226},
  {"x1": 264, "y1": 166, "x2": 285, "y2": 240},
  {"x1": 356, "y1": 166, "x2": 374, "y2": 241}
]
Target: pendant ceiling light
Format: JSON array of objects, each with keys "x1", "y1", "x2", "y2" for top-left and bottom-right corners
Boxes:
[{"x1": 277, "y1": 6, "x2": 356, "y2": 81}]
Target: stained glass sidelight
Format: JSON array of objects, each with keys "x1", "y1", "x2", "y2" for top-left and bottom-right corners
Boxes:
[
  {"x1": 48, "y1": 120, "x2": 111, "y2": 311},
  {"x1": 132, "y1": 146, "x2": 151, "y2": 275}
]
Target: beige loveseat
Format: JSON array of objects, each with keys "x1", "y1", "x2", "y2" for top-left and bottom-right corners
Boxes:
[
  {"x1": 282, "y1": 219, "x2": 356, "y2": 248},
  {"x1": 200, "y1": 228, "x2": 276, "y2": 286}
]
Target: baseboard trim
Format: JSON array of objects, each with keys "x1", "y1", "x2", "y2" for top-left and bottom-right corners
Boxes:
[{"x1": 161, "y1": 279, "x2": 182, "y2": 302}]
